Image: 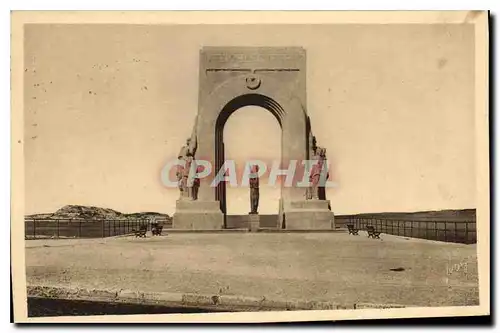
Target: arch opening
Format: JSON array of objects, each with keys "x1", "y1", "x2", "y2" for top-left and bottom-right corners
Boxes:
[{"x1": 214, "y1": 94, "x2": 285, "y2": 226}]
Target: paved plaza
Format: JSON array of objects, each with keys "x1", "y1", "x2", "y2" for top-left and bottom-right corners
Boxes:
[{"x1": 25, "y1": 231, "x2": 479, "y2": 308}]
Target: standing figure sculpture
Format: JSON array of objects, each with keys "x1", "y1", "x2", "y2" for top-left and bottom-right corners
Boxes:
[
  {"x1": 176, "y1": 140, "x2": 187, "y2": 199},
  {"x1": 184, "y1": 153, "x2": 195, "y2": 200},
  {"x1": 317, "y1": 147, "x2": 329, "y2": 200},
  {"x1": 307, "y1": 145, "x2": 327, "y2": 200},
  {"x1": 175, "y1": 162, "x2": 186, "y2": 199},
  {"x1": 177, "y1": 134, "x2": 198, "y2": 200},
  {"x1": 191, "y1": 164, "x2": 202, "y2": 200},
  {"x1": 249, "y1": 165, "x2": 260, "y2": 214}
]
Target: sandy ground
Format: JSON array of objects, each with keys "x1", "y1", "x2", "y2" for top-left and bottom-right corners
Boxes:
[{"x1": 25, "y1": 231, "x2": 479, "y2": 307}]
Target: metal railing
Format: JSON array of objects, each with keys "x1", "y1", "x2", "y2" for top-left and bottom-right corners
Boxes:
[
  {"x1": 24, "y1": 219, "x2": 170, "y2": 239},
  {"x1": 348, "y1": 218, "x2": 476, "y2": 244}
]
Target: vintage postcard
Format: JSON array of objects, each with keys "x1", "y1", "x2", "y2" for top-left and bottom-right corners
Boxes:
[{"x1": 11, "y1": 10, "x2": 490, "y2": 323}]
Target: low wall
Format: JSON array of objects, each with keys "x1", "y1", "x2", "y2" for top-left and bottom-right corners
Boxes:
[
  {"x1": 335, "y1": 211, "x2": 476, "y2": 244},
  {"x1": 25, "y1": 219, "x2": 170, "y2": 239}
]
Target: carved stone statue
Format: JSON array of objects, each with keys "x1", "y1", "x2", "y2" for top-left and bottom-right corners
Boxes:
[
  {"x1": 175, "y1": 162, "x2": 186, "y2": 198},
  {"x1": 184, "y1": 154, "x2": 196, "y2": 200},
  {"x1": 175, "y1": 116, "x2": 200, "y2": 200},
  {"x1": 307, "y1": 145, "x2": 326, "y2": 200},
  {"x1": 177, "y1": 135, "x2": 198, "y2": 200},
  {"x1": 191, "y1": 164, "x2": 202, "y2": 200},
  {"x1": 249, "y1": 165, "x2": 260, "y2": 214},
  {"x1": 318, "y1": 147, "x2": 329, "y2": 201},
  {"x1": 177, "y1": 139, "x2": 188, "y2": 199}
]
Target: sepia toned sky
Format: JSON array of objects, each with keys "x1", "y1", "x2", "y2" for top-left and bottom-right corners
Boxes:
[{"x1": 24, "y1": 23, "x2": 475, "y2": 215}]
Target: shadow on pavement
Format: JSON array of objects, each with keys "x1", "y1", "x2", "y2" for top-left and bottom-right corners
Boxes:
[{"x1": 28, "y1": 297, "x2": 231, "y2": 317}]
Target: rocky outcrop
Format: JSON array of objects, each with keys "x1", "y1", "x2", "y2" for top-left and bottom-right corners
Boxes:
[{"x1": 26, "y1": 205, "x2": 171, "y2": 221}]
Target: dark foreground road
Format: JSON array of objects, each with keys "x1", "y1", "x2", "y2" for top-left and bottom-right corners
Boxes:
[{"x1": 28, "y1": 297, "x2": 230, "y2": 317}]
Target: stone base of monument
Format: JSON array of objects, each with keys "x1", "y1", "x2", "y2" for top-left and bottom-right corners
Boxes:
[
  {"x1": 172, "y1": 200, "x2": 224, "y2": 230},
  {"x1": 284, "y1": 200, "x2": 335, "y2": 230},
  {"x1": 248, "y1": 213, "x2": 260, "y2": 232}
]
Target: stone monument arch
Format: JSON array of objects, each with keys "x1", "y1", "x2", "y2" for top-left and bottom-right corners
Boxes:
[{"x1": 173, "y1": 47, "x2": 334, "y2": 230}]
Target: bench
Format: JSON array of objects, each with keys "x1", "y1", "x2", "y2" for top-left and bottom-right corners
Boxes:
[
  {"x1": 366, "y1": 225, "x2": 381, "y2": 239},
  {"x1": 151, "y1": 224, "x2": 163, "y2": 236},
  {"x1": 346, "y1": 224, "x2": 359, "y2": 235},
  {"x1": 133, "y1": 225, "x2": 147, "y2": 238}
]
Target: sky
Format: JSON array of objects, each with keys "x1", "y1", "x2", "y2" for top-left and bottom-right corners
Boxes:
[{"x1": 24, "y1": 23, "x2": 475, "y2": 215}]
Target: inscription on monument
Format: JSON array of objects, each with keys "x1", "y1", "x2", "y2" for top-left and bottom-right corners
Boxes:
[
  {"x1": 208, "y1": 52, "x2": 297, "y2": 63},
  {"x1": 206, "y1": 68, "x2": 300, "y2": 73}
]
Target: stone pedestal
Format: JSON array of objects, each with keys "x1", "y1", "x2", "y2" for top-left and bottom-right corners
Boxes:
[
  {"x1": 172, "y1": 200, "x2": 224, "y2": 230},
  {"x1": 248, "y1": 213, "x2": 260, "y2": 232},
  {"x1": 284, "y1": 200, "x2": 335, "y2": 230}
]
